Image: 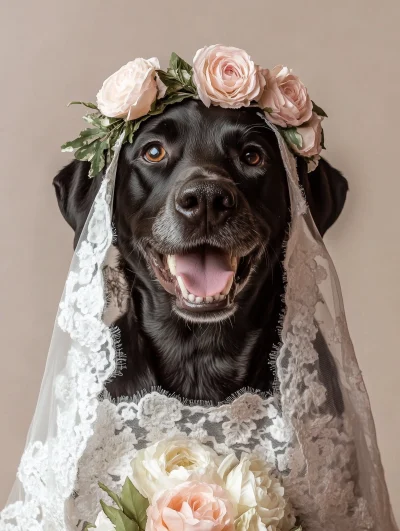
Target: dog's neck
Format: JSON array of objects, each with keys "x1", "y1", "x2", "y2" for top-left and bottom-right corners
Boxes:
[{"x1": 109, "y1": 249, "x2": 285, "y2": 403}]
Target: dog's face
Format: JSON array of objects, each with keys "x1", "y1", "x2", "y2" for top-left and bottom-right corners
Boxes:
[
  {"x1": 113, "y1": 100, "x2": 289, "y2": 322},
  {"x1": 54, "y1": 99, "x2": 348, "y2": 324}
]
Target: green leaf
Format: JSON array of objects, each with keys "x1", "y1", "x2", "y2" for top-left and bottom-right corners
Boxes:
[
  {"x1": 89, "y1": 139, "x2": 108, "y2": 177},
  {"x1": 263, "y1": 107, "x2": 274, "y2": 114},
  {"x1": 61, "y1": 128, "x2": 103, "y2": 152},
  {"x1": 83, "y1": 523, "x2": 95, "y2": 530},
  {"x1": 98, "y1": 482, "x2": 123, "y2": 511},
  {"x1": 120, "y1": 478, "x2": 149, "y2": 530},
  {"x1": 169, "y1": 52, "x2": 193, "y2": 74},
  {"x1": 157, "y1": 70, "x2": 183, "y2": 91},
  {"x1": 153, "y1": 92, "x2": 194, "y2": 115},
  {"x1": 312, "y1": 101, "x2": 328, "y2": 118},
  {"x1": 282, "y1": 127, "x2": 303, "y2": 149},
  {"x1": 74, "y1": 141, "x2": 98, "y2": 162},
  {"x1": 68, "y1": 101, "x2": 98, "y2": 110},
  {"x1": 100, "y1": 501, "x2": 139, "y2": 531},
  {"x1": 83, "y1": 113, "x2": 122, "y2": 129},
  {"x1": 157, "y1": 53, "x2": 196, "y2": 96}
]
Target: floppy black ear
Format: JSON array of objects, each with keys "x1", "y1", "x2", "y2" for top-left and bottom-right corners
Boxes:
[
  {"x1": 297, "y1": 157, "x2": 349, "y2": 236},
  {"x1": 53, "y1": 160, "x2": 102, "y2": 248}
]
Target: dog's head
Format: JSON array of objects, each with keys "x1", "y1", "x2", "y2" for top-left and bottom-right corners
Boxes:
[{"x1": 54, "y1": 99, "x2": 348, "y2": 323}]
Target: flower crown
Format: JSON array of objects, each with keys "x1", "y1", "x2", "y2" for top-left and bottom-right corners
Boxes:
[{"x1": 62, "y1": 45, "x2": 327, "y2": 177}]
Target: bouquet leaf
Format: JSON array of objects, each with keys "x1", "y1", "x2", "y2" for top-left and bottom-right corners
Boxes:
[
  {"x1": 98, "y1": 479, "x2": 148, "y2": 531},
  {"x1": 312, "y1": 101, "x2": 328, "y2": 118},
  {"x1": 100, "y1": 500, "x2": 139, "y2": 531},
  {"x1": 120, "y1": 478, "x2": 149, "y2": 530},
  {"x1": 99, "y1": 481, "x2": 124, "y2": 511}
]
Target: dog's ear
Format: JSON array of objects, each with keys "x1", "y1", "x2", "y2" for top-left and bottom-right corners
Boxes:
[
  {"x1": 53, "y1": 160, "x2": 102, "y2": 248},
  {"x1": 297, "y1": 157, "x2": 349, "y2": 236}
]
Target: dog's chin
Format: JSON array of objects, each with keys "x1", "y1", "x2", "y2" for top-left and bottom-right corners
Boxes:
[{"x1": 147, "y1": 244, "x2": 257, "y2": 323}]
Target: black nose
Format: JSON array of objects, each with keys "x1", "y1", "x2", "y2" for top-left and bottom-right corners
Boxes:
[{"x1": 175, "y1": 178, "x2": 237, "y2": 226}]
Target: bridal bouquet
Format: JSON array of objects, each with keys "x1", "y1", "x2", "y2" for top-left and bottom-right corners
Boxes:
[{"x1": 88, "y1": 437, "x2": 300, "y2": 531}]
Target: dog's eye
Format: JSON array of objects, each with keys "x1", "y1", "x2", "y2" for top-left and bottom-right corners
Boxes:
[
  {"x1": 242, "y1": 150, "x2": 262, "y2": 166},
  {"x1": 144, "y1": 144, "x2": 166, "y2": 163}
]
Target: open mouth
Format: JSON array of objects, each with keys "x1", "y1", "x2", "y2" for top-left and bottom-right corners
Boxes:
[{"x1": 148, "y1": 245, "x2": 256, "y2": 314}]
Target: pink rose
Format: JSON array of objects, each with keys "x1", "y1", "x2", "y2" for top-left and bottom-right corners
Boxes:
[
  {"x1": 193, "y1": 45, "x2": 265, "y2": 109},
  {"x1": 96, "y1": 58, "x2": 164, "y2": 120},
  {"x1": 260, "y1": 65, "x2": 312, "y2": 127},
  {"x1": 291, "y1": 112, "x2": 323, "y2": 158},
  {"x1": 146, "y1": 481, "x2": 235, "y2": 531}
]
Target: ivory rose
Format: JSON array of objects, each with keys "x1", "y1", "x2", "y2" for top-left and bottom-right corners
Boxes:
[
  {"x1": 291, "y1": 112, "x2": 323, "y2": 158},
  {"x1": 146, "y1": 481, "x2": 235, "y2": 531},
  {"x1": 218, "y1": 453, "x2": 291, "y2": 531},
  {"x1": 260, "y1": 65, "x2": 312, "y2": 127},
  {"x1": 96, "y1": 58, "x2": 163, "y2": 120},
  {"x1": 193, "y1": 45, "x2": 265, "y2": 108},
  {"x1": 131, "y1": 437, "x2": 221, "y2": 500}
]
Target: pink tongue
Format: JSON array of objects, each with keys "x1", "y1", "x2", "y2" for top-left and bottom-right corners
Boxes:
[{"x1": 175, "y1": 248, "x2": 234, "y2": 297}]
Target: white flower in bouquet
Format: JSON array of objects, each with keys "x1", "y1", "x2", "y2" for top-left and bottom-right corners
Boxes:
[
  {"x1": 131, "y1": 436, "x2": 221, "y2": 500},
  {"x1": 218, "y1": 453, "x2": 295, "y2": 531}
]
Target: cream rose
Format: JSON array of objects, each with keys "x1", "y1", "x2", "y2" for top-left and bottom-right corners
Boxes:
[
  {"x1": 260, "y1": 65, "x2": 312, "y2": 127},
  {"x1": 131, "y1": 437, "x2": 221, "y2": 500},
  {"x1": 96, "y1": 58, "x2": 163, "y2": 120},
  {"x1": 94, "y1": 511, "x2": 115, "y2": 531},
  {"x1": 291, "y1": 112, "x2": 323, "y2": 158},
  {"x1": 146, "y1": 481, "x2": 235, "y2": 531},
  {"x1": 193, "y1": 45, "x2": 265, "y2": 109},
  {"x1": 218, "y1": 453, "x2": 288, "y2": 531}
]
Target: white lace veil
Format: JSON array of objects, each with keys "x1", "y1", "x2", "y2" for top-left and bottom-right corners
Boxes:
[{"x1": 0, "y1": 122, "x2": 397, "y2": 531}]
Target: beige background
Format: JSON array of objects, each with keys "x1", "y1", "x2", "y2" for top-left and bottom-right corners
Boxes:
[{"x1": 0, "y1": 0, "x2": 399, "y2": 522}]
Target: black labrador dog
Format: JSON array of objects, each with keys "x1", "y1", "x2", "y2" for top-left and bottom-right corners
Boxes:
[{"x1": 53, "y1": 100, "x2": 348, "y2": 403}]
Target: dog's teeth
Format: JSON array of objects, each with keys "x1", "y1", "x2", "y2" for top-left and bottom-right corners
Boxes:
[
  {"x1": 195, "y1": 296, "x2": 203, "y2": 304},
  {"x1": 188, "y1": 293, "x2": 196, "y2": 303},
  {"x1": 205, "y1": 296, "x2": 213, "y2": 303},
  {"x1": 177, "y1": 275, "x2": 188, "y2": 299},
  {"x1": 167, "y1": 255, "x2": 177, "y2": 276},
  {"x1": 222, "y1": 276, "x2": 234, "y2": 296}
]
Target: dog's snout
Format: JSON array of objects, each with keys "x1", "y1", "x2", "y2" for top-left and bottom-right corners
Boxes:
[{"x1": 175, "y1": 178, "x2": 237, "y2": 226}]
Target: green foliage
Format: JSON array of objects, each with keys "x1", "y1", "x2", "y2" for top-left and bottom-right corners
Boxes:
[
  {"x1": 156, "y1": 52, "x2": 196, "y2": 95},
  {"x1": 61, "y1": 51, "x2": 199, "y2": 177},
  {"x1": 96, "y1": 478, "x2": 149, "y2": 531},
  {"x1": 282, "y1": 127, "x2": 303, "y2": 149}
]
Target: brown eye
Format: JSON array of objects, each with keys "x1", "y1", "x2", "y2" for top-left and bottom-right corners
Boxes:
[
  {"x1": 144, "y1": 144, "x2": 166, "y2": 163},
  {"x1": 243, "y1": 150, "x2": 261, "y2": 166}
]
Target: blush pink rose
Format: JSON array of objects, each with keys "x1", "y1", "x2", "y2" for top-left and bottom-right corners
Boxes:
[
  {"x1": 146, "y1": 481, "x2": 235, "y2": 531},
  {"x1": 96, "y1": 58, "x2": 164, "y2": 121},
  {"x1": 259, "y1": 65, "x2": 312, "y2": 127},
  {"x1": 292, "y1": 112, "x2": 323, "y2": 158},
  {"x1": 193, "y1": 45, "x2": 265, "y2": 109}
]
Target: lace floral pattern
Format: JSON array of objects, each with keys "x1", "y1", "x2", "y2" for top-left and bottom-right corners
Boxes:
[{"x1": 0, "y1": 140, "x2": 123, "y2": 530}]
